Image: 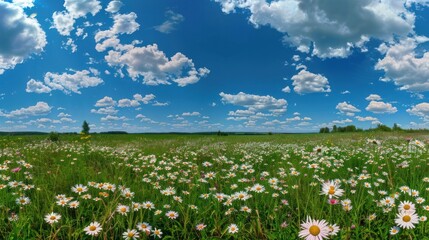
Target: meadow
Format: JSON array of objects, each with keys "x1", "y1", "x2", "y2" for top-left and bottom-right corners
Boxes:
[{"x1": 0, "y1": 132, "x2": 429, "y2": 239}]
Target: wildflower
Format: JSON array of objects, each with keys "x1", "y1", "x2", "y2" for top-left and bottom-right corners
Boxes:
[
  {"x1": 368, "y1": 214, "x2": 376, "y2": 221},
  {"x1": 136, "y1": 222, "x2": 152, "y2": 233},
  {"x1": 152, "y1": 228, "x2": 163, "y2": 238},
  {"x1": 240, "y1": 206, "x2": 252, "y2": 213},
  {"x1": 299, "y1": 217, "x2": 330, "y2": 240},
  {"x1": 251, "y1": 183, "x2": 265, "y2": 193},
  {"x1": 142, "y1": 201, "x2": 155, "y2": 210},
  {"x1": 321, "y1": 180, "x2": 344, "y2": 199},
  {"x1": 16, "y1": 196, "x2": 30, "y2": 205},
  {"x1": 165, "y1": 211, "x2": 179, "y2": 219},
  {"x1": 228, "y1": 224, "x2": 239, "y2": 234},
  {"x1": 116, "y1": 204, "x2": 130, "y2": 216},
  {"x1": 44, "y1": 212, "x2": 61, "y2": 224},
  {"x1": 420, "y1": 216, "x2": 427, "y2": 222},
  {"x1": 84, "y1": 222, "x2": 102, "y2": 236},
  {"x1": 398, "y1": 201, "x2": 415, "y2": 213},
  {"x1": 122, "y1": 229, "x2": 139, "y2": 240},
  {"x1": 416, "y1": 197, "x2": 425, "y2": 204},
  {"x1": 68, "y1": 200, "x2": 79, "y2": 209},
  {"x1": 395, "y1": 211, "x2": 419, "y2": 229},
  {"x1": 390, "y1": 226, "x2": 400, "y2": 235},
  {"x1": 328, "y1": 224, "x2": 340, "y2": 236},
  {"x1": 71, "y1": 184, "x2": 88, "y2": 195},
  {"x1": 196, "y1": 223, "x2": 206, "y2": 231}
]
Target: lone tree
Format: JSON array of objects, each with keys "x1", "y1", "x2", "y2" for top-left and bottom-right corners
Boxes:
[{"x1": 82, "y1": 120, "x2": 90, "y2": 134}]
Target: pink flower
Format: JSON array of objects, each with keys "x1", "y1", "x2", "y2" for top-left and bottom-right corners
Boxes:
[
  {"x1": 11, "y1": 167, "x2": 21, "y2": 173},
  {"x1": 327, "y1": 198, "x2": 340, "y2": 205}
]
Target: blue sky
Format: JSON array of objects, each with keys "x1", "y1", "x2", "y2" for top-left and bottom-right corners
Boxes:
[{"x1": 1, "y1": 0, "x2": 429, "y2": 132}]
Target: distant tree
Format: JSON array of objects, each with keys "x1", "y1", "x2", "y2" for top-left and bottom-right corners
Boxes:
[
  {"x1": 393, "y1": 123, "x2": 402, "y2": 131},
  {"x1": 82, "y1": 121, "x2": 90, "y2": 135},
  {"x1": 319, "y1": 127, "x2": 330, "y2": 133},
  {"x1": 332, "y1": 125, "x2": 337, "y2": 133},
  {"x1": 374, "y1": 124, "x2": 391, "y2": 132}
]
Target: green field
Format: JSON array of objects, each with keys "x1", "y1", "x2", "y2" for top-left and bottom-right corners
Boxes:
[{"x1": 1, "y1": 133, "x2": 429, "y2": 239}]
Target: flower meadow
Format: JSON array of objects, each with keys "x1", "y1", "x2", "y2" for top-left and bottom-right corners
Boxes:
[{"x1": 0, "y1": 133, "x2": 429, "y2": 239}]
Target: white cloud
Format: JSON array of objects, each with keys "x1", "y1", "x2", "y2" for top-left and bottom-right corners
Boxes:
[
  {"x1": 155, "y1": 10, "x2": 184, "y2": 34},
  {"x1": 341, "y1": 90, "x2": 350, "y2": 94},
  {"x1": 0, "y1": 1, "x2": 46, "y2": 75},
  {"x1": 375, "y1": 36, "x2": 429, "y2": 92},
  {"x1": 52, "y1": 11, "x2": 75, "y2": 36},
  {"x1": 95, "y1": 12, "x2": 140, "y2": 43},
  {"x1": 57, "y1": 112, "x2": 71, "y2": 118},
  {"x1": 0, "y1": 102, "x2": 52, "y2": 118},
  {"x1": 106, "y1": 0, "x2": 123, "y2": 13},
  {"x1": 101, "y1": 115, "x2": 128, "y2": 121},
  {"x1": 365, "y1": 101, "x2": 397, "y2": 114},
  {"x1": 228, "y1": 109, "x2": 255, "y2": 116},
  {"x1": 282, "y1": 86, "x2": 291, "y2": 93},
  {"x1": 52, "y1": 0, "x2": 101, "y2": 36},
  {"x1": 118, "y1": 99, "x2": 140, "y2": 108},
  {"x1": 407, "y1": 103, "x2": 429, "y2": 118},
  {"x1": 95, "y1": 96, "x2": 116, "y2": 107},
  {"x1": 220, "y1": 92, "x2": 287, "y2": 114},
  {"x1": 133, "y1": 94, "x2": 155, "y2": 104},
  {"x1": 105, "y1": 44, "x2": 210, "y2": 86},
  {"x1": 291, "y1": 69, "x2": 331, "y2": 94},
  {"x1": 356, "y1": 116, "x2": 378, "y2": 121},
  {"x1": 152, "y1": 101, "x2": 169, "y2": 107},
  {"x1": 64, "y1": 0, "x2": 101, "y2": 18},
  {"x1": 336, "y1": 102, "x2": 360, "y2": 116},
  {"x1": 26, "y1": 79, "x2": 52, "y2": 93},
  {"x1": 214, "y1": 0, "x2": 415, "y2": 58},
  {"x1": 26, "y1": 69, "x2": 103, "y2": 95},
  {"x1": 182, "y1": 112, "x2": 200, "y2": 116},
  {"x1": 90, "y1": 106, "x2": 118, "y2": 115},
  {"x1": 12, "y1": 0, "x2": 35, "y2": 8},
  {"x1": 332, "y1": 119, "x2": 353, "y2": 125},
  {"x1": 365, "y1": 94, "x2": 382, "y2": 101}
]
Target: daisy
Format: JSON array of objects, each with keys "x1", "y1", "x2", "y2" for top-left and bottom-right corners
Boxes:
[
  {"x1": 16, "y1": 196, "x2": 31, "y2": 205},
  {"x1": 44, "y1": 212, "x2": 61, "y2": 225},
  {"x1": 228, "y1": 224, "x2": 239, "y2": 234},
  {"x1": 165, "y1": 211, "x2": 179, "y2": 219},
  {"x1": 71, "y1": 184, "x2": 88, "y2": 195},
  {"x1": 328, "y1": 224, "x2": 340, "y2": 236},
  {"x1": 196, "y1": 223, "x2": 206, "y2": 231},
  {"x1": 240, "y1": 206, "x2": 252, "y2": 213},
  {"x1": 390, "y1": 226, "x2": 400, "y2": 235},
  {"x1": 142, "y1": 201, "x2": 155, "y2": 210},
  {"x1": 152, "y1": 228, "x2": 163, "y2": 238},
  {"x1": 321, "y1": 180, "x2": 344, "y2": 199},
  {"x1": 299, "y1": 217, "x2": 330, "y2": 240},
  {"x1": 122, "y1": 229, "x2": 139, "y2": 240},
  {"x1": 398, "y1": 201, "x2": 415, "y2": 213},
  {"x1": 116, "y1": 204, "x2": 130, "y2": 216},
  {"x1": 68, "y1": 200, "x2": 79, "y2": 209},
  {"x1": 84, "y1": 222, "x2": 102, "y2": 236},
  {"x1": 136, "y1": 222, "x2": 152, "y2": 233},
  {"x1": 395, "y1": 211, "x2": 419, "y2": 229},
  {"x1": 420, "y1": 216, "x2": 427, "y2": 222}
]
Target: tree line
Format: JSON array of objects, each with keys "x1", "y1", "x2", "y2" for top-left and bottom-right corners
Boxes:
[{"x1": 319, "y1": 123, "x2": 406, "y2": 133}]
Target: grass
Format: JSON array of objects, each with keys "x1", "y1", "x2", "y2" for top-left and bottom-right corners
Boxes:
[{"x1": 0, "y1": 132, "x2": 428, "y2": 239}]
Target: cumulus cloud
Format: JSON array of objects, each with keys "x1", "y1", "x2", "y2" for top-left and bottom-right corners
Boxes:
[
  {"x1": 375, "y1": 36, "x2": 429, "y2": 92},
  {"x1": 365, "y1": 101, "x2": 397, "y2": 114},
  {"x1": 101, "y1": 115, "x2": 128, "y2": 121},
  {"x1": 155, "y1": 10, "x2": 184, "y2": 34},
  {"x1": 365, "y1": 94, "x2": 382, "y2": 101},
  {"x1": 220, "y1": 92, "x2": 287, "y2": 114},
  {"x1": 12, "y1": 0, "x2": 35, "y2": 8},
  {"x1": 291, "y1": 70, "x2": 331, "y2": 94},
  {"x1": 182, "y1": 112, "x2": 200, "y2": 116},
  {"x1": 336, "y1": 102, "x2": 360, "y2": 116},
  {"x1": 282, "y1": 86, "x2": 291, "y2": 93},
  {"x1": 106, "y1": 0, "x2": 123, "y2": 13},
  {"x1": 105, "y1": 44, "x2": 210, "y2": 86},
  {"x1": 95, "y1": 96, "x2": 116, "y2": 107},
  {"x1": 332, "y1": 119, "x2": 353, "y2": 125},
  {"x1": 407, "y1": 103, "x2": 429, "y2": 118},
  {"x1": 26, "y1": 69, "x2": 103, "y2": 94},
  {"x1": 0, "y1": 1, "x2": 46, "y2": 74},
  {"x1": 91, "y1": 106, "x2": 118, "y2": 115},
  {"x1": 356, "y1": 116, "x2": 378, "y2": 121},
  {"x1": 52, "y1": 0, "x2": 101, "y2": 36},
  {"x1": 118, "y1": 99, "x2": 140, "y2": 108},
  {"x1": 95, "y1": 12, "x2": 140, "y2": 43},
  {"x1": 0, "y1": 102, "x2": 52, "y2": 118},
  {"x1": 214, "y1": 0, "x2": 416, "y2": 58},
  {"x1": 133, "y1": 94, "x2": 155, "y2": 104}
]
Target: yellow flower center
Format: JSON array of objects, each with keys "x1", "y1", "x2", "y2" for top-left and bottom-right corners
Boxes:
[
  {"x1": 403, "y1": 215, "x2": 411, "y2": 222},
  {"x1": 128, "y1": 232, "x2": 134, "y2": 237},
  {"x1": 77, "y1": 187, "x2": 82, "y2": 192},
  {"x1": 141, "y1": 224, "x2": 147, "y2": 228},
  {"x1": 89, "y1": 226, "x2": 96, "y2": 231},
  {"x1": 50, "y1": 216, "x2": 56, "y2": 220},
  {"x1": 328, "y1": 186, "x2": 335, "y2": 195},
  {"x1": 404, "y1": 204, "x2": 410, "y2": 210},
  {"x1": 309, "y1": 225, "x2": 321, "y2": 236}
]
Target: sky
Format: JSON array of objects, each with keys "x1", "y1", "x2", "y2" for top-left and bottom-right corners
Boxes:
[{"x1": 1, "y1": 0, "x2": 429, "y2": 133}]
